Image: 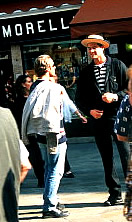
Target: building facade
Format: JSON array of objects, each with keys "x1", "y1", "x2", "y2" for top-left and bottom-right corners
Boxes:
[
  {"x1": 0, "y1": 0, "x2": 88, "y2": 106},
  {"x1": 1, "y1": 0, "x2": 132, "y2": 136}
]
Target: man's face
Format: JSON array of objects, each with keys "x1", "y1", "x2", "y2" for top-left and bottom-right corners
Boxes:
[
  {"x1": 48, "y1": 58, "x2": 56, "y2": 77},
  {"x1": 87, "y1": 43, "x2": 104, "y2": 59},
  {"x1": 23, "y1": 77, "x2": 32, "y2": 90}
]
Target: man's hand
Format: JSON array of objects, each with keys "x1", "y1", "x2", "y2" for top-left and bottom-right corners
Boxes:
[
  {"x1": 75, "y1": 110, "x2": 87, "y2": 123},
  {"x1": 80, "y1": 115, "x2": 87, "y2": 123},
  {"x1": 90, "y1": 109, "x2": 103, "y2": 119},
  {"x1": 102, "y1": 92, "x2": 118, "y2": 103}
]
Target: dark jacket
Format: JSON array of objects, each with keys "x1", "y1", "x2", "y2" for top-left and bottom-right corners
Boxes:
[
  {"x1": 75, "y1": 56, "x2": 128, "y2": 119},
  {"x1": 11, "y1": 95, "x2": 27, "y2": 136}
]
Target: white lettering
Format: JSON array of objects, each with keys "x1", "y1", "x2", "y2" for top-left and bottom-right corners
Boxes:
[
  {"x1": 2, "y1": 25, "x2": 12, "y2": 37},
  {"x1": 1, "y1": 15, "x2": 71, "y2": 39},
  {"x1": 15, "y1": 24, "x2": 23, "y2": 36},
  {"x1": 37, "y1": 20, "x2": 46, "y2": 33},
  {"x1": 0, "y1": 55, "x2": 8, "y2": 60},
  {"x1": 26, "y1": 22, "x2": 34, "y2": 34},
  {"x1": 49, "y1": 19, "x2": 57, "y2": 31},
  {"x1": 61, "y1": 18, "x2": 69, "y2": 29}
]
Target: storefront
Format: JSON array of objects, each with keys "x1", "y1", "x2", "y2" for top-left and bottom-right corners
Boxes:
[
  {"x1": 23, "y1": 38, "x2": 86, "y2": 100},
  {"x1": 20, "y1": 4, "x2": 85, "y2": 102},
  {"x1": 0, "y1": 3, "x2": 89, "y2": 103},
  {"x1": 0, "y1": 5, "x2": 80, "y2": 72}
]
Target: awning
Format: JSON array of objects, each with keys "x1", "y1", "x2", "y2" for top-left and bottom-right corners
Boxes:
[
  {"x1": 0, "y1": 0, "x2": 81, "y2": 14},
  {"x1": 0, "y1": 4, "x2": 80, "y2": 20},
  {"x1": 70, "y1": 0, "x2": 132, "y2": 39},
  {"x1": 0, "y1": 5, "x2": 80, "y2": 44}
]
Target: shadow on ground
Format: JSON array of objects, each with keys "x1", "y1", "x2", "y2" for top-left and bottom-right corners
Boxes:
[{"x1": 20, "y1": 141, "x2": 126, "y2": 196}]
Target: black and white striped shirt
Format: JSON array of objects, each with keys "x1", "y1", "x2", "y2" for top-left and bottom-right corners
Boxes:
[{"x1": 94, "y1": 63, "x2": 106, "y2": 94}]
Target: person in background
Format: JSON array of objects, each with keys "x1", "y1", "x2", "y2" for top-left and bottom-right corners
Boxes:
[
  {"x1": 75, "y1": 34, "x2": 130, "y2": 206},
  {"x1": 0, "y1": 107, "x2": 20, "y2": 222},
  {"x1": 0, "y1": 73, "x2": 14, "y2": 108},
  {"x1": 22, "y1": 55, "x2": 87, "y2": 218},
  {"x1": 66, "y1": 53, "x2": 80, "y2": 102},
  {"x1": 63, "y1": 54, "x2": 80, "y2": 103},
  {"x1": 114, "y1": 66, "x2": 132, "y2": 220},
  {"x1": 124, "y1": 70, "x2": 132, "y2": 221},
  {"x1": 5, "y1": 75, "x2": 16, "y2": 109},
  {"x1": 12, "y1": 74, "x2": 32, "y2": 134},
  {"x1": 12, "y1": 74, "x2": 44, "y2": 188},
  {"x1": 49, "y1": 74, "x2": 87, "y2": 178},
  {"x1": 63, "y1": 84, "x2": 87, "y2": 177}
]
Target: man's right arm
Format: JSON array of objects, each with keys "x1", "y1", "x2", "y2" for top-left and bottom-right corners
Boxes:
[{"x1": 75, "y1": 73, "x2": 89, "y2": 115}]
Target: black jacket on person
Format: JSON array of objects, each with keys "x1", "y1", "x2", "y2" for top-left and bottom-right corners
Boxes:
[
  {"x1": 75, "y1": 56, "x2": 128, "y2": 119},
  {"x1": 12, "y1": 95, "x2": 27, "y2": 136}
]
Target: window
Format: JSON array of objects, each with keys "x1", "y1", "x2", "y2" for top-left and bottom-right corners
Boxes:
[{"x1": 23, "y1": 40, "x2": 86, "y2": 102}]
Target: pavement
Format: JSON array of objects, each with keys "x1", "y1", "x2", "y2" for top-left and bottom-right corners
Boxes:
[{"x1": 19, "y1": 137, "x2": 128, "y2": 222}]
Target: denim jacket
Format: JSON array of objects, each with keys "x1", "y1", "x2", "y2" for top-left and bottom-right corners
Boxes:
[{"x1": 22, "y1": 81, "x2": 63, "y2": 145}]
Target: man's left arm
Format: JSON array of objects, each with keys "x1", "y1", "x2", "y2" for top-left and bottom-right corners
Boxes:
[
  {"x1": 116, "y1": 60, "x2": 128, "y2": 102},
  {"x1": 102, "y1": 60, "x2": 128, "y2": 104}
]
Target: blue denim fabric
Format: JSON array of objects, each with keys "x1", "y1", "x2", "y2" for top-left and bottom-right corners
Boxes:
[{"x1": 38, "y1": 141, "x2": 67, "y2": 212}]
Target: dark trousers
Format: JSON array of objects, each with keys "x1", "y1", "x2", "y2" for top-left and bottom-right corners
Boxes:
[
  {"x1": 27, "y1": 136, "x2": 45, "y2": 185},
  {"x1": 64, "y1": 152, "x2": 71, "y2": 173},
  {"x1": 93, "y1": 117, "x2": 130, "y2": 196}
]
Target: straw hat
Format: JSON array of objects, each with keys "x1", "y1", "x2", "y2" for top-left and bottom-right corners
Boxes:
[{"x1": 81, "y1": 34, "x2": 110, "y2": 48}]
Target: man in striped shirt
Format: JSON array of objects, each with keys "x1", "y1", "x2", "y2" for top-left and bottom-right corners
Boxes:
[{"x1": 76, "y1": 34, "x2": 130, "y2": 206}]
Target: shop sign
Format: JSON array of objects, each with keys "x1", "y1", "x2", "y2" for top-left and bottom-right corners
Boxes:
[{"x1": 0, "y1": 9, "x2": 78, "y2": 43}]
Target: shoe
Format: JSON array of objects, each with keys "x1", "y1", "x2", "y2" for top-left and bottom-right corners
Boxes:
[
  {"x1": 104, "y1": 195, "x2": 123, "y2": 206},
  {"x1": 42, "y1": 210, "x2": 69, "y2": 218},
  {"x1": 63, "y1": 172, "x2": 75, "y2": 178},
  {"x1": 56, "y1": 202, "x2": 65, "y2": 210}
]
